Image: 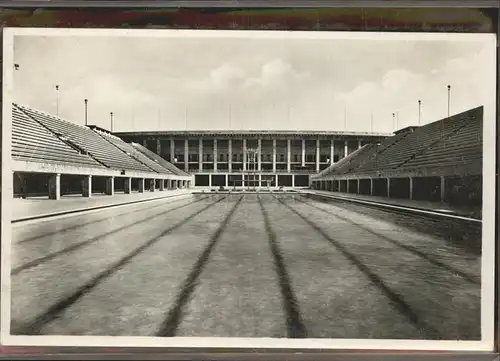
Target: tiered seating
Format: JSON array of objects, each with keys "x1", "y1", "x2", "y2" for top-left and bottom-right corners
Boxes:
[
  {"x1": 354, "y1": 108, "x2": 478, "y2": 173},
  {"x1": 335, "y1": 144, "x2": 378, "y2": 174},
  {"x1": 95, "y1": 130, "x2": 173, "y2": 174},
  {"x1": 318, "y1": 145, "x2": 370, "y2": 177},
  {"x1": 16, "y1": 104, "x2": 154, "y2": 173},
  {"x1": 351, "y1": 131, "x2": 410, "y2": 173},
  {"x1": 12, "y1": 106, "x2": 104, "y2": 168},
  {"x1": 129, "y1": 142, "x2": 190, "y2": 176},
  {"x1": 401, "y1": 116, "x2": 482, "y2": 170}
]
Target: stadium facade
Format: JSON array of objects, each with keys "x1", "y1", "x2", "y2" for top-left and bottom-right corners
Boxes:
[{"x1": 114, "y1": 131, "x2": 390, "y2": 188}]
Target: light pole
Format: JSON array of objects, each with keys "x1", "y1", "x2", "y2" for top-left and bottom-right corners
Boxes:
[
  {"x1": 84, "y1": 99, "x2": 88, "y2": 126},
  {"x1": 418, "y1": 100, "x2": 422, "y2": 125},
  {"x1": 110, "y1": 112, "x2": 114, "y2": 132},
  {"x1": 392, "y1": 112, "x2": 396, "y2": 130},
  {"x1": 447, "y1": 85, "x2": 451, "y2": 117},
  {"x1": 55, "y1": 85, "x2": 60, "y2": 116}
]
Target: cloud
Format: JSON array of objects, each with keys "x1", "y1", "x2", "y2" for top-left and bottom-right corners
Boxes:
[
  {"x1": 321, "y1": 42, "x2": 494, "y2": 132},
  {"x1": 186, "y1": 58, "x2": 308, "y2": 97}
]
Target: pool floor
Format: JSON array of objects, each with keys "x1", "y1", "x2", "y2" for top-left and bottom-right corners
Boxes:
[{"x1": 10, "y1": 194, "x2": 481, "y2": 340}]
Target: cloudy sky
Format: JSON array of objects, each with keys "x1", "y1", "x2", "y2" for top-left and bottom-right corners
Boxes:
[{"x1": 12, "y1": 31, "x2": 495, "y2": 133}]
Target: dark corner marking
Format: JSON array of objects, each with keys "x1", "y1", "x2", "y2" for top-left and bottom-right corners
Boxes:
[
  {"x1": 275, "y1": 197, "x2": 442, "y2": 340},
  {"x1": 11, "y1": 196, "x2": 212, "y2": 276},
  {"x1": 293, "y1": 197, "x2": 480, "y2": 285},
  {"x1": 11, "y1": 196, "x2": 227, "y2": 336},
  {"x1": 155, "y1": 195, "x2": 244, "y2": 337},
  {"x1": 257, "y1": 195, "x2": 307, "y2": 339}
]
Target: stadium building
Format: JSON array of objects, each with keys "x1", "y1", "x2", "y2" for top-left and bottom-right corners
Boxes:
[{"x1": 114, "y1": 131, "x2": 389, "y2": 188}]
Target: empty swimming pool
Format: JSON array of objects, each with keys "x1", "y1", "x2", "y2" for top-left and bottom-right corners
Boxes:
[{"x1": 10, "y1": 193, "x2": 481, "y2": 340}]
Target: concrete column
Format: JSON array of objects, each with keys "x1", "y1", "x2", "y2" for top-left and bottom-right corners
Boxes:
[
  {"x1": 170, "y1": 138, "x2": 175, "y2": 163},
  {"x1": 213, "y1": 139, "x2": 218, "y2": 172},
  {"x1": 292, "y1": 175, "x2": 295, "y2": 188},
  {"x1": 209, "y1": 174, "x2": 212, "y2": 187},
  {"x1": 142, "y1": 139, "x2": 147, "y2": 147},
  {"x1": 228, "y1": 139, "x2": 233, "y2": 173},
  {"x1": 344, "y1": 140, "x2": 348, "y2": 158},
  {"x1": 81, "y1": 175, "x2": 92, "y2": 198},
  {"x1": 287, "y1": 139, "x2": 291, "y2": 172},
  {"x1": 330, "y1": 139, "x2": 334, "y2": 165},
  {"x1": 156, "y1": 138, "x2": 161, "y2": 155},
  {"x1": 159, "y1": 179, "x2": 165, "y2": 191},
  {"x1": 440, "y1": 176, "x2": 445, "y2": 202},
  {"x1": 356, "y1": 179, "x2": 360, "y2": 194},
  {"x1": 149, "y1": 179, "x2": 155, "y2": 192},
  {"x1": 258, "y1": 173, "x2": 262, "y2": 187},
  {"x1": 138, "y1": 178, "x2": 145, "y2": 193},
  {"x1": 184, "y1": 139, "x2": 189, "y2": 172},
  {"x1": 275, "y1": 174, "x2": 278, "y2": 187},
  {"x1": 272, "y1": 139, "x2": 277, "y2": 172},
  {"x1": 124, "y1": 177, "x2": 132, "y2": 194},
  {"x1": 316, "y1": 139, "x2": 320, "y2": 172},
  {"x1": 301, "y1": 139, "x2": 305, "y2": 166},
  {"x1": 243, "y1": 139, "x2": 247, "y2": 171},
  {"x1": 105, "y1": 176, "x2": 114, "y2": 196},
  {"x1": 370, "y1": 178, "x2": 374, "y2": 196},
  {"x1": 387, "y1": 178, "x2": 391, "y2": 198},
  {"x1": 199, "y1": 138, "x2": 203, "y2": 172},
  {"x1": 48, "y1": 173, "x2": 61, "y2": 200},
  {"x1": 346, "y1": 179, "x2": 350, "y2": 193},
  {"x1": 225, "y1": 174, "x2": 229, "y2": 187},
  {"x1": 358, "y1": 140, "x2": 362, "y2": 149},
  {"x1": 257, "y1": 138, "x2": 262, "y2": 171},
  {"x1": 409, "y1": 177, "x2": 413, "y2": 200}
]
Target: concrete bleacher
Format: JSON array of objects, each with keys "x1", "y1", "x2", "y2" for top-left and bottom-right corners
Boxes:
[
  {"x1": 11, "y1": 103, "x2": 194, "y2": 201},
  {"x1": 316, "y1": 144, "x2": 370, "y2": 178},
  {"x1": 129, "y1": 142, "x2": 191, "y2": 177},
  {"x1": 93, "y1": 129, "x2": 174, "y2": 174},
  {"x1": 311, "y1": 106, "x2": 483, "y2": 209},
  {"x1": 16, "y1": 104, "x2": 157, "y2": 173},
  {"x1": 401, "y1": 115, "x2": 482, "y2": 171},
  {"x1": 12, "y1": 106, "x2": 102, "y2": 168}
]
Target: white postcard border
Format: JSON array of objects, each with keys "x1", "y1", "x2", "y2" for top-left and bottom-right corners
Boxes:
[{"x1": 1, "y1": 27, "x2": 496, "y2": 351}]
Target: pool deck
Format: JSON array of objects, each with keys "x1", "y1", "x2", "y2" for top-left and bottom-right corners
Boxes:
[
  {"x1": 299, "y1": 190, "x2": 481, "y2": 219},
  {"x1": 11, "y1": 189, "x2": 194, "y2": 222}
]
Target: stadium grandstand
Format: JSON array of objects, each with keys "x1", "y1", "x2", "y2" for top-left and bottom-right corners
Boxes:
[
  {"x1": 310, "y1": 106, "x2": 483, "y2": 213},
  {"x1": 11, "y1": 103, "x2": 193, "y2": 200}
]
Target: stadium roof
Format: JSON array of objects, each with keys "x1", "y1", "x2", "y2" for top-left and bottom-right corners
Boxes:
[{"x1": 114, "y1": 130, "x2": 393, "y2": 138}]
